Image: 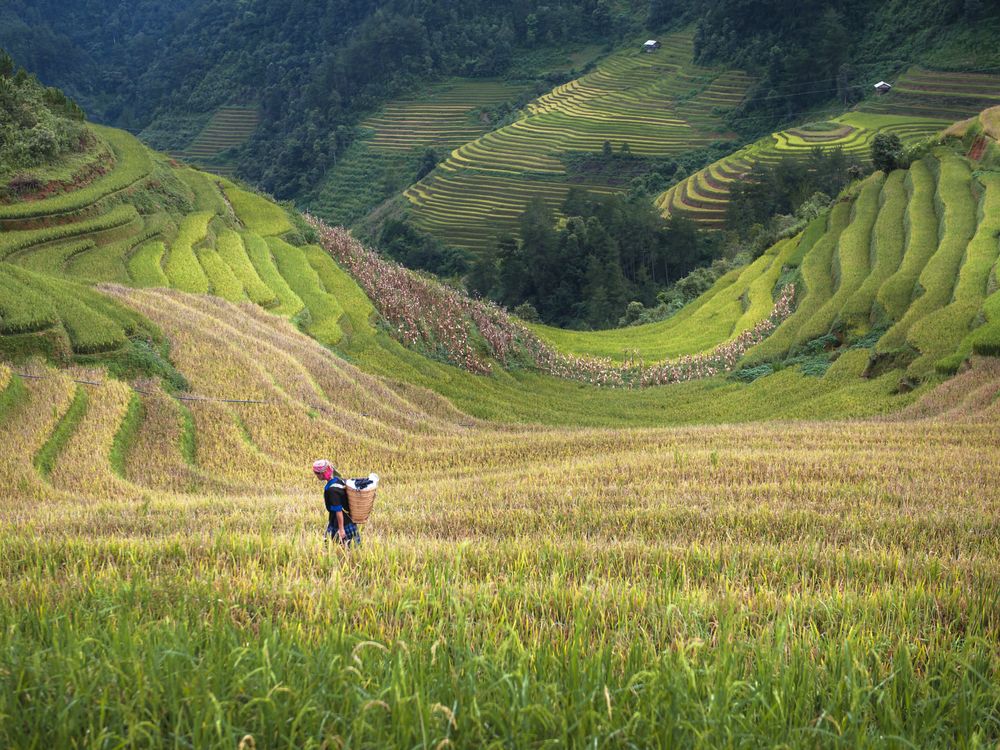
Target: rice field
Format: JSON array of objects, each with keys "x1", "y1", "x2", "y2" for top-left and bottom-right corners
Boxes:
[
  {"x1": 404, "y1": 32, "x2": 754, "y2": 252},
  {"x1": 1, "y1": 282, "x2": 999, "y2": 747},
  {"x1": 656, "y1": 67, "x2": 1000, "y2": 231},
  {"x1": 308, "y1": 79, "x2": 530, "y2": 227},
  {"x1": 172, "y1": 106, "x2": 260, "y2": 177},
  {"x1": 3, "y1": 108, "x2": 1000, "y2": 746},
  {"x1": 657, "y1": 112, "x2": 950, "y2": 230},
  {"x1": 537, "y1": 147, "x2": 1000, "y2": 376}
]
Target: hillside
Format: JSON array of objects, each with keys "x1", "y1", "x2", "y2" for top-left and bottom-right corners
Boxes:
[
  {"x1": 658, "y1": 69, "x2": 1000, "y2": 229},
  {"x1": 3, "y1": 95, "x2": 1000, "y2": 419},
  {"x1": 2, "y1": 60, "x2": 1000, "y2": 747},
  {"x1": 400, "y1": 31, "x2": 752, "y2": 253},
  {"x1": 539, "y1": 141, "x2": 1000, "y2": 377},
  {"x1": 306, "y1": 78, "x2": 536, "y2": 228},
  {"x1": 2, "y1": 283, "x2": 1000, "y2": 746}
]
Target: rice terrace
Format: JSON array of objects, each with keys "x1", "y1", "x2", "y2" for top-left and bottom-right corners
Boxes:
[{"x1": 1, "y1": 1, "x2": 1000, "y2": 747}]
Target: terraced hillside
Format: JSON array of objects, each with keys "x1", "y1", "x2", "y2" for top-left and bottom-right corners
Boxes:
[
  {"x1": 862, "y1": 67, "x2": 1000, "y2": 121},
  {"x1": 307, "y1": 79, "x2": 529, "y2": 227},
  {"x1": 3, "y1": 94, "x2": 1000, "y2": 746},
  {"x1": 0, "y1": 115, "x2": 947, "y2": 425},
  {"x1": 657, "y1": 67, "x2": 1000, "y2": 230},
  {"x1": 5, "y1": 114, "x2": 1000, "y2": 420},
  {"x1": 172, "y1": 106, "x2": 260, "y2": 177},
  {"x1": 403, "y1": 31, "x2": 753, "y2": 252},
  {"x1": 2, "y1": 286, "x2": 1000, "y2": 745},
  {"x1": 363, "y1": 80, "x2": 525, "y2": 153},
  {"x1": 657, "y1": 112, "x2": 946, "y2": 229},
  {"x1": 540, "y1": 145, "x2": 1000, "y2": 380}
]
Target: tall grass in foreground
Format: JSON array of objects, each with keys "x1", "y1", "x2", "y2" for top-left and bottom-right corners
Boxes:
[{"x1": 0, "y1": 536, "x2": 997, "y2": 749}]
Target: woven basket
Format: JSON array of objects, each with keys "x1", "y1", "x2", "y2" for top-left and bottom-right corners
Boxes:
[{"x1": 346, "y1": 486, "x2": 376, "y2": 523}]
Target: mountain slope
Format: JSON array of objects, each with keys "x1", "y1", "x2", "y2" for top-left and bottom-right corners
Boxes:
[{"x1": 401, "y1": 31, "x2": 753, "y2": 252}]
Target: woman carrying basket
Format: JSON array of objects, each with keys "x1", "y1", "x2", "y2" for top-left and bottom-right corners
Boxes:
[{"x1": 313, "y1": 459, "x2": 360, "y2": 546}]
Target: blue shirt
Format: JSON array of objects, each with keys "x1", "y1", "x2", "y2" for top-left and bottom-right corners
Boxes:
[{"x1": 324, "y1": 477, "x2": 349, "y2": 519}]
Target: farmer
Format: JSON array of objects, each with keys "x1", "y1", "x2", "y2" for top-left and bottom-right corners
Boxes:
[{"x1": 313, "y1": 459, "x2": 360, "y2": 546}]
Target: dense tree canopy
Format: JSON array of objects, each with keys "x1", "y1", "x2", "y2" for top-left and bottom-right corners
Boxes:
[
  {"x1": 469, "y1": 190, "x2": 718, "y2": 329},
  {"x1": 0, "y1": 0, "x2": 630, "y2": 198}
]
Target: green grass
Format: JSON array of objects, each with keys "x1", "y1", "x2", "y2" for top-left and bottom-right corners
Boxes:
[
  {"x1": 109, "y1": 393, "x2": 144, "y2": 477},
  {"x1": 748, "y1": 201, "x2": 853, "y2": 362},
  {"x1": 0, "y1": 264, "x2": 60, "y2": 333},
  {"x1": 878, "y1": 152, "x2": 977, "y2": 360},
  {"x1": 177, "y1": 168, "x2": 228, "y2": 214},
  {"x1": 0, "y1": 541, "x2": 995, "y2": 748},
  {"x1": 5, "y1": 267, "x2": 131, "y2": 354},
  {"x1": 32, "y1": 384, "x2": 89, "y2": 477},
  {"x1": 128, "y1": 241, "x2": 170, "y2": 287},
  {"x1": 179, "y1": 403, "x2": 197, "y2": 466},
  {"x1": 0, "y1": 372, "x2": 26, "y2": 423},
  {"x1": 792, "y1": 174, "x2": 884, "y2": 346},
  {"x1": 0, "y1": 204, "x2": 140, "y2": 262},
  {"x1": 198, "y1": 247, "x2": 246, "y2": 303},
  {"x1": 837, "y1": 169, "x2": 908, "y2": 333},
  {"x1": 0, "y1": 127, "x2": 153, "y2": 223},
  {"x1": 875, "y1": 159, "x2": 940, "y2": 325},
  {"x1": 915, "y1": 171, "x2": 1000, "y2": 371},
  {"x1": 64, "y1": 213, "x2": 164, "y2": 285},
  {"x1": 295, "y1": 239, "x2": 924, "y2": 426}
]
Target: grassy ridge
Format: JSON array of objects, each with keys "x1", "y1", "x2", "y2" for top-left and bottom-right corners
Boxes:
[
  {"x1": 792, "y1": 174, "x2": 884, "y2": 345},
  {"x1": 838, "y1": 169, "x2": 908, "y2": 332},
  {"x1": 878, "y1": 152, "x2": 976, "y2": 355},
  {"x1": 164, "y1": 212, "x2": 212, "y2": 294}
]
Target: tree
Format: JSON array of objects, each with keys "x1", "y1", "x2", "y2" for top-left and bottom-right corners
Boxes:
[
  {"x1": 602, "y1": 140, "x2": 613, "y2": 157},
  {"x1": 512, "y1": 302, "x2": 540, "y2": 322},
  {"x1": 467, "y1": 244, "x2": 500, "y2": 299},
  {"x1": 871, "y1": 133, "x2": 905, "y2": 173},
  {"x1": 0, "y1": 50, "x2": 14, "y2": 79},
  {"x1": 415, "y1": 147, "x2": 439, "y2": 181},
  {"x1": 496, "y1": 234, "x2": 530, "y2": 307}
]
